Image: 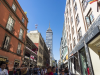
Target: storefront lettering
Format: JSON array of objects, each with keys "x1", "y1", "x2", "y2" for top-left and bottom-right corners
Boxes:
[
  {"x1": 0, "y1": 58, "x2": 6, "y2": 61},
  {"x1": 88, "y1": 32, "x2": 94, "y2": 41}
]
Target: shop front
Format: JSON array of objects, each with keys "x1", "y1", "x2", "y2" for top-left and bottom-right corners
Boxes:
[{"x1": 69, "y1": 15, "x2": 100, "y2": 75}]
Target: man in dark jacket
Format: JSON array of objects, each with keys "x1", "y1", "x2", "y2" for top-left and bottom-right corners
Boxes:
[{"x1": 15, "y1": 64, "x2": 30, "y2": 75}]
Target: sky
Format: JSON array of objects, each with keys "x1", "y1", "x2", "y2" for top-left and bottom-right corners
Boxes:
[{"x1": 17, "y1": 0, "x2": 66, "y2": 62}]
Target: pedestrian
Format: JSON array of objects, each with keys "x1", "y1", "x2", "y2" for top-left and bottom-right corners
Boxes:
[
  {"x1": 65, "y1": 67, "x2": 69, "y2": 75},
  {"x1": 33, "y1": 66, "x2": 38, "y2": 75},
  {"x1": 29, "y1": 65, "x2": 33, "y2": 75},
  {"x1": 52, "y1": 66, "x2": 57, "y2": 75},
  {"x1": 56, "y1": 67, "x2": 58, "y2": 73},
  {"x1": 46, "y1": 66, "x2": 53, "y2": 75},
  {"x1": 41, "y1": 68, "x2": 45, "y2": 75},
  {"x1": 0, "y1": 61, "x2": 8, "y2": 75},
  {"x1": 60, "y1": 69, "x2": 67, "y2": 75},
  {"x1": 37, "y1": 69, "x2": 41, "y2": 75},
  {"x1": 15, "y1": 64, "x2": 30, "y2": 75}
]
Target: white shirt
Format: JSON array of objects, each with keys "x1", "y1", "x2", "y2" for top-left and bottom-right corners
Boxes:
[{"x1": 0, "y1": 68, "x2": 8, "y2": 75}]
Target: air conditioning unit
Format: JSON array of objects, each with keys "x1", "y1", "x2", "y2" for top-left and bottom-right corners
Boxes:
[{"x1": 17, "y1": 50, "x2": 20, "y2": 54}]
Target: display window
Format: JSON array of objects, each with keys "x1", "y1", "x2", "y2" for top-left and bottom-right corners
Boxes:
[{"x1": 79, "y1": 48, "x2": 88, "y2": 75}]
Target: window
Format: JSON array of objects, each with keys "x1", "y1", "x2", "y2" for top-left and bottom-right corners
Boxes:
[
  {"x1": 73, "y1": 38, "x2": 76, "y2": 46},
  {"x1": 71, "y1": 17, "x2": 73, "y2": 23},
  {"x1": 6, "y1": 16, "x2": 15, "y2": 31},
  {"x1": 72, "y1": 26, "x2": 74, "y2": 34},
  {"x1": 19, "y1": 28, "x2": 24, "y2": 40},
  {"x1": 17, "y1": 43, "x2": 21, "y2": 54},
  {"x1": 78, "y1": 28, "x2": 82, "y2": 40},
  {"x1": 85, "y1": 11, "x2": 94, "y2": 27},
  {"x1": 68, "y1": 39, "x2": 69, "y2": 45},
  {"x1": 70, "y1": 8, "x2": 72, "y2": 13},
  {"x1": 76, "y1": 14, "x2": 80, "y2": 25},
  {"x1": 74, "y1": 3, "x2": 77, "y2": 14},
  {"x1": 12, "y1": 3, "x2": 16, "y2": 11},
  {"x1": 69, "y1": 25, "x2": 70, "y2": 31},
  {"x1": 70, "y1": 44, "x2": 72, "y2": 51},
  {"x1": 22, "y1": 17, "x2": 24, "y2": 23},
  {"x1": 73, "y1": 0, "x2": 75, "y2": 3},
  {"x1": 82, "y1": 0, "x2": 88, "y2": 11},
  {"x1": 70, "y1": 34, "x2": 71, "y2": 41},
  {"x1": 68, "y1": 18, "x2": 69, "y2": 24},
  {"x1": 66, "y1": 17, "x2": 67, "y2": 23},
  {"x1": 3, "y1": 36, "x2": 10, "y2": 49}
]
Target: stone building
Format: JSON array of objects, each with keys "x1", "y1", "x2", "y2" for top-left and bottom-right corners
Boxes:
[{"x1": 27, "y1": 30, "x2": 50, "y2": 67}]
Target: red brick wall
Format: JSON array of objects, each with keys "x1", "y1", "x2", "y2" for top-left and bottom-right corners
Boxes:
[{"x1": 0, "y1": 0, "x2": 28, "y2": 71}]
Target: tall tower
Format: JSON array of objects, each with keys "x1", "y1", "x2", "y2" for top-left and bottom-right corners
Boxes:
[{"x1": 46, "y1": 23, "x2": 53, "y2": 66}]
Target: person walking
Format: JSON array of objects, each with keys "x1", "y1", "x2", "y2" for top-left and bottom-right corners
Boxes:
[
  {"x1": 52, "y1": 66, "x2": 57, "y2": 75},
  {"x1": 65, "y1": 67, "x2": 69, "y2": 75},
  {"x1": 33, "y1": 66, "x2": 38, "y2": 75},
  {"x1": 46, "y1": 66, "x2": 53, "y2": 75},
  {"x1": 15, "y1": 64, "x2": 30, "y2": 75},
  {"x1": 37, "y1": 69, "x2": 41, "y2": 75},
  {"x1": 0, "y1": 61, "x2": 8, "y2": 75},
  {"x1": 60, "y1": 69, "x2": 67, "y2": 75}
]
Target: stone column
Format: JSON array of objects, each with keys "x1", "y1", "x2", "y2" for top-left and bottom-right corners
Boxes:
[{"x1": 84, "y1": 41, "x2": 94, "y2": 75}]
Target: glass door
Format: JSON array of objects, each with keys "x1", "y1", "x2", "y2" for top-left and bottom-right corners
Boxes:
[{"x1": 79, "y1": 48, "x2": 88, "y2": 75}]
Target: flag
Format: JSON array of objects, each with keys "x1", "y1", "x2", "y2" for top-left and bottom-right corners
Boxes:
[
  {"x1": 88, "y1": 0, "x2": 98, "y2": 4},
  {"x1": 35, "y1": 24, "x2": 38, "y2": 29}
]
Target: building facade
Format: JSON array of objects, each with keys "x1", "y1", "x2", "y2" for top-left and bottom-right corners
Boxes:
[
  {"x1": 0, "y1": 0, "x2": 28, "y2": 74},
  {"x1": 65, "y1": 0, "x2": 100, "y2": 75},
  {"x1": 27, "y1": 30, "x2": 50, "y2": 67},
  {"x1": 46, "y1": 24, "x2": 54, "y2": 66},
  {"x1": 24, "y1": 36, "x2": 38, "y2": 67}
]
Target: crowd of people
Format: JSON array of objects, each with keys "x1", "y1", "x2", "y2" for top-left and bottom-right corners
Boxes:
[{"x1": 0, "y1": 61, "x2": 69, "y2": 75}]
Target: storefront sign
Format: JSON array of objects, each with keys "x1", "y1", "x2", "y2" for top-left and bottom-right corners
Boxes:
[
  {"x1": 66, "y1": 55, "x2": 68, "y2": 60},
  {"x1": 0, "y1": 57, "x2": 7, "y2": 61},
  {"x1": 86, "y1": 27, "x2": 99, "y2": 43},
  {"x1": 25, "y1": 56, "x2": 29, "y2": 59},
  {"x1": 26, "y1": 47, "x2": 37, "y2": 55}
]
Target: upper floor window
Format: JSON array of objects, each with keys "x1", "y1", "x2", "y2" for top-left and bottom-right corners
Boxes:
[
  {"x1": 70, "y1": 44, "x2": 72, "y2": 51},
  {"x1": 6, "y1": 16, "x2": 15, "y2": 31},
  {"x1": 69, "y1": 25, "x2": 70, "y2": 31},
  {"x1": 19, "y1": 28, "x2": 24, "y2": 40},
  {"x1": 66, "y1": 17, "x2": 67, "y2": 23},
  {"x1": 73, "y1": 0, "x2": 75, "y2": 3},
  {"x1": 72, "y1": 26, "x2": 74, "y2": 34},
  {"x1": 73, "y1": 38, "x2": 76, "y2": 46},
  {"x1": 12, "y1": 3, "x2": 16, "y2": 11},
  {"x1": 85, "y1": 11, "x2": 94, "y2": 27},
  {"x1": 74, "y1": 3, "x2": 77, "y2": 14},
  {"x1": 70, "y1": 8, "x2": 72, "y2": 13},
  {"x1": 71, "y1": 17, "x2": 73, "y2": 23},
  {"x1": 17, "y1": 43, "x2": 21, "y2": 54},
  {"x1": 78, "y1": 28, "x2": 82, "y2": 40},
  {"x1": 70, "y1": 34, "x2": 71, "y2": 41},
  {"x1": 76, "y1": 14, "x2": 80, "y2": 25},
  {"x1": 3, "y1": 36, "x2": 10, "y2": 49},
  {"x1": 22, "y1": 17, "x2": 25, "y2": 23},
  {"x1": 82, "y1": 0, "x2": 88, "y2": 11}
]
